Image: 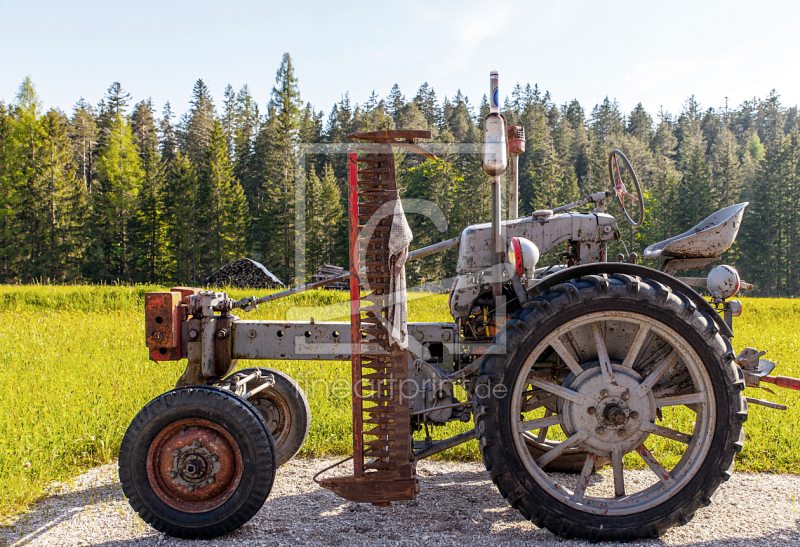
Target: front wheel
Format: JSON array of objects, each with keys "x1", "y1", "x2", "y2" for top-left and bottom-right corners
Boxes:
[
  {"x1": 475, "y1": 274, "x2": 746, "y2": 541},
  {"x1": 119, "y1": 386, "x2": 276, "y2": 539}
]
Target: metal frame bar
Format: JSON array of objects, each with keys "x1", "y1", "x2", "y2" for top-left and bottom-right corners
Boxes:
[
  {"x1": 230, "y1": 321, "x2": 456, "y2": 361},
  {"x1": 348, "y1": 151, "x2": 364, "y2": 477}
]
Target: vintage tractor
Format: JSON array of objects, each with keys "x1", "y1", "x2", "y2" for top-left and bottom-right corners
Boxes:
[{"x1": 120, "y1": 76, "x2": 800, "y2": 542}]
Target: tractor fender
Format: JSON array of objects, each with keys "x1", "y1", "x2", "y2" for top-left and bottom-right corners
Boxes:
[{"x1": 528, "y1": 262, "x2": 733, "y2": 338}]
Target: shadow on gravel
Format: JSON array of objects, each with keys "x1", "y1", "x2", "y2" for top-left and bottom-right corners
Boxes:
[
  {"x1": 0, "y1": 478, "x2": 157, "y2": 547},
  {"x1": 2, "y1": 467, "x2": 799, "y2": 547}
]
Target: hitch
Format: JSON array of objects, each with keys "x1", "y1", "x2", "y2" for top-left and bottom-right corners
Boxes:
[{"x1": 737, "y1": 347, "x2": 800, "y2": 410}]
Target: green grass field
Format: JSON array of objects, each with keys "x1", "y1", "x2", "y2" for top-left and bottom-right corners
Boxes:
[{"x1": 0, "y1": 285, "x2": 798, "y2": 521}]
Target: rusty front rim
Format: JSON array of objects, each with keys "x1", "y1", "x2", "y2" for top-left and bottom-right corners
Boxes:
[{"x1": 146, "y1": 418, "x2": 243, "y2": 513}]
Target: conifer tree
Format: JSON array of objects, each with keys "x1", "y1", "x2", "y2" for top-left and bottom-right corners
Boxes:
[
  {"x1": 395, "y1": 102, "x2": 427, "y2": 131},
  {"x1": 652, "y1": 110, "x2": 678, "y2": 159},
  {"x1": 258, "y1": 53, "x2": 302, "y2": 284},
  {"x1": 132, "y1": 99, "x2": 165, "y2": 282},
  {"x1": 201, "y1": 120, "x2": 239, "y2": 272},
  {"x1": 642, "y1": 155, "x2": 681, "y2": 248},
  {"x1": 70, "y1": 98, "x2": 97, "y2": 192},
  {"x1": 0, "y1": 101, "x2": 17, "y2": 279},
  {"x1": 232, "y1": 84, "x2": 259, "y2": 198},
  {"x1": 159, "y1": 102, "x2": 177, "y2": 164},
  {"x1": 413, "y1": 82, "x2": 439, "y2": 130},
  {"x1": 627, "y1": 103, "x2": 654, "y2": 143},
  {"x1": 782, "y1": 130, "x2": 800, "y2": 294},
  {"x1": 96, "y1": 82, "x2": 131, "y2": 153},
  {"x1": 444, "y1": 90, "x2": 472, "y2": 143},
  {"x1": 105, "y1": 82, "x2": 131, "y2": 117},
  {"x1": 388, "y1": 84, "x2": 405, "y2": 127},
  {"x1": 10, "y1": 78, "x2": 47, "y2": 280},
  {"x1": 161, "y1": 152, "x2": 200, "y2": 283},
  {"x1": 304, "y1": 164, "x2": 342, "y2": 276},
  {"x1": 590, "y1": 97, "x2": 624, "y2": 142},
  {"x1": 89, "y1": 112, "x2": 144, "y2": 280},
  {"x1": 39, "y1": 109, "x2": 83, "y2": 280},
  {"x1": 220, "y1": 179, "x2": 250, "y2": 265},
  {"x1": 180, "y1": 79, "x2": 216, "y2": 165},
  {"x1": 222, "y1": 84, "x2": 237, "y2": 155},
  {"x1": 711, "y1": 126, "x2": 743, "y2": 206},
  {"x1": 676, "y1": 126, "x2": 714, "y2": 230}
]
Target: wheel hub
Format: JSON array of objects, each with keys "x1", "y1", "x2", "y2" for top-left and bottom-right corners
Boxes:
[
  {"x1": 601, "y1": 402, "x2": 628, "y2": 426},
  {"x1": 561, "y1": 364, "x2": 656, "y2": 456},
  {"x1": 173, "y1": 442, "x2": 216, "y2": 483},
  {"x1": 251, "y1": 391, "x2": 290, "y2": 446},
  {"x1": 146, "y1": 419, "x2": 243, "y2": 513}
]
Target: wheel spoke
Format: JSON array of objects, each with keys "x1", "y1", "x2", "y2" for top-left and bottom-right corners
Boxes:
[
  {"x1": 535, "y1": 429, "x2": 588, "y2": 468},
  {"x1": 635, "y1": 444, "x2": 676, "y2": 489},
  {"x1": 611, "y1": 447, "x2": 625, "y2": 497},
  {"x1": 622, "y1": 325, "x2": 650, "y2": 368},
  {"x1": 518, "y1": 411, "x2": 562, "y2": 434},
  {"x1": 522, "y1": 394, "x2": 555, "y2": 413},
  {"x1": 642, "y1": 421, "x2": 692, "y2": 444},
  {"x1": 572, "y1": 453, "x2": 597, "y2": 503},
  {"x1": 549, "y1": 337, "x2": 584, "y2": 376},
  {"x1": 535, "y1": 409, "x2": 553, "y2": 442},
  {"x1": 591, "y1": 322, "x2": 613, "y2": 382},
  {"x1": 634, "y1": 349, "x2": 679, "y2": 397},
  {"x1": 655, "y1": 392, "x2": 706, "y2": 408},
  {"x1": 528, "y1": 376, "x2": 586, "y2": 405}
]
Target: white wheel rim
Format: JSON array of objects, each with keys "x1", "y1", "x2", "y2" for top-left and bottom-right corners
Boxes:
[{"x1": 511, "y1": 311, "x2": 716, "y2": 516}]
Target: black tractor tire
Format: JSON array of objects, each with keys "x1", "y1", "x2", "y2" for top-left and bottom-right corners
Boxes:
[
  {"x1": 474, "y1": 273, "x2": 747, "y2": 542},
  {"x1": 223, "y1": 367, "x2": 311, "y2": 467},
  {"x1": 119, "y1": 386, "x2": 276, "y2": 539}
]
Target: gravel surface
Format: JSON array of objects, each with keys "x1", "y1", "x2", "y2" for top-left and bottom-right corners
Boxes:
[{"x1": 1, "y1": 458, "x2": 799, "y2": 546}]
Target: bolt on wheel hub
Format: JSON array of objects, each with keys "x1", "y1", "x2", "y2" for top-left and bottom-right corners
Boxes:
[
  {"x1": 146, "y1": 418, "x2": 243, "y2": 513},
  {"x1": 561, "y1": 364, "x2": 656, "y2": 456}
]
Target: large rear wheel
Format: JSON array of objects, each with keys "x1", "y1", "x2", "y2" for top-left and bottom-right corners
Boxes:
[{"x1": 475, "y1": 274, "x2": 747, "y2": 541}]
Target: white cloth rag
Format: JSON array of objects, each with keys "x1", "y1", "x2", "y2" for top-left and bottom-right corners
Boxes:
[{"x1": 387, "y1": 198, "x2": 413, "y2": 348}]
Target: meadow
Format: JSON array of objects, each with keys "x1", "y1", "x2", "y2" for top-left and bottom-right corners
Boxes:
[{"x1": 0, "y1": 285, "x2": 798, "y2": 521}]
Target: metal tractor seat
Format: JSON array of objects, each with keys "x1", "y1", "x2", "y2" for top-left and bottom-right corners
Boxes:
[{"x1": 644, "y1": 202, "x2": 748, "y2": 259}]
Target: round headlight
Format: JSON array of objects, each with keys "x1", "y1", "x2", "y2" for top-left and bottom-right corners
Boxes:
[
  {"x1": 707, "y1": 265, "x2": 740, "y2": 299},
  {"x1": 506, "y1": 237, "x2": 539, "y2": 277}
]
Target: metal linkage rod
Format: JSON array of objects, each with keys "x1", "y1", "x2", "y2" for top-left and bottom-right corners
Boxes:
[
  {"x1": 233, "y1": 236, "x2": 461, "y2": 310},
  {"x1": 251, "y1": 272, "x2": 351, "y2": 306},
  {"x1": 407, "y1": 235, "x2": 460, "y2": 261},
  {"x1": 551, "y1": 191, "x2": 612, "y2": 214},
  {"x1": 413, "y1": 429, "x2": 475, "y2": 460}
]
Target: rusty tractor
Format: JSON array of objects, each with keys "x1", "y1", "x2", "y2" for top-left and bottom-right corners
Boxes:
[{"x1": 120, "y1": 77, "x2": 800, "y2": 542}]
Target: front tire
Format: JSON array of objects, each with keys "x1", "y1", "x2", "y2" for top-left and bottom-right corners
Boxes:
[
  {"x1": 119, "y1": 386, "x2": 276, "y2": 539},
  {"x1": 475, "y1": 274, "x2": 747, "y2": 541}
]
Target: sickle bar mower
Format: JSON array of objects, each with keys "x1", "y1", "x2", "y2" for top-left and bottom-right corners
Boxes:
[{"x1": 318, "y1": 132, "x2": 431, "y2": 504}]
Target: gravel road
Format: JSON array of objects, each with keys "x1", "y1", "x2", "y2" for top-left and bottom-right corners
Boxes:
[{"x1": 2, "y1": 458, "x2": 799, "y2": 547}]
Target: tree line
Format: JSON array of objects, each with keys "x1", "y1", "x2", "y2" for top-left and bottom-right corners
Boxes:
[{"x1": 1, "y1": 52, "x2": 798, "y2": 296}]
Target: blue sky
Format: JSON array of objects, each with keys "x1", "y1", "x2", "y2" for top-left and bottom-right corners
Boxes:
[{"x1": 2, "y1": 0, "x2": 799, "y2": 121}]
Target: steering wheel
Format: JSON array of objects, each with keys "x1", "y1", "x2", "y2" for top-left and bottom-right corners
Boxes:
[{"x1": 607, "y1": 149, "x2": 645, "y2": 227}]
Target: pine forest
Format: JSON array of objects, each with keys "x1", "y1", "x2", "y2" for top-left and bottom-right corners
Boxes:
[{"x1": 1, "y1": 53, "x2": 798, "y2": 296}]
